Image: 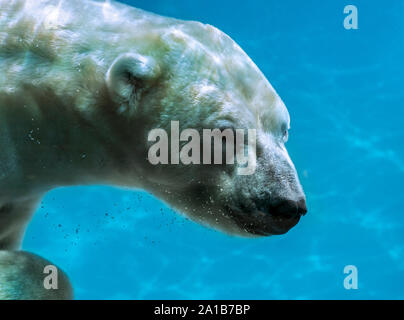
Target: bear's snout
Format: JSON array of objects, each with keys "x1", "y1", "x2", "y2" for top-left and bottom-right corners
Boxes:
[
  {"x1": 229, "y1": 197, "x2": 307, "y2": 236},
  {"x1": 255, "y1": 197, "x2": 307, "y2": 235},
  {"x1": 269, "y1": 198, "x2": 307, "y2": 219}
]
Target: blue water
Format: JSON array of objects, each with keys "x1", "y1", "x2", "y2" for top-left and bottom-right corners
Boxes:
[{"x1": 23, "y1": 0, "x2": 404, "y2": 299}]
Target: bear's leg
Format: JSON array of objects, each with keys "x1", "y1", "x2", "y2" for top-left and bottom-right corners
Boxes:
[
  {"x1": 0, "y1": 197, "x2": 73, "y2": 300},
  {"x1": 0, "y1": 251, "x2": 74, "y2": 300}
]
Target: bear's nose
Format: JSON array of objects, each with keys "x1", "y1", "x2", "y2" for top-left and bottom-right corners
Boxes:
[
  {"x1": 270, "y1": 198, "x2": 307, "y2": 219},
  {"x1": 297, "y1": 198, "x2": 307, "y2": 215}
]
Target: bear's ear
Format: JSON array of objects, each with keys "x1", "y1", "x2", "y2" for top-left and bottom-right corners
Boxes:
[{"x1": 106, "y1": 53, "x2": 161, "y2": 114}]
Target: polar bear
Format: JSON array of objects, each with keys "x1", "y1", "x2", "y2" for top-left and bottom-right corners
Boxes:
[{"x1": 0, "y1": 0, "x2": 307, "y2": 299}]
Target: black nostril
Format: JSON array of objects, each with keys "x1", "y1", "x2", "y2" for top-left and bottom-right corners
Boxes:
[
  {"x1": 297, "y1": 198, "x2": 307, "y2": 216},
  {"x1": 269, "y1": 200, "x2": 298, "y2": 218},
  {"x1": 269, "y1": 199, "x2": 307, "y2": 218}
]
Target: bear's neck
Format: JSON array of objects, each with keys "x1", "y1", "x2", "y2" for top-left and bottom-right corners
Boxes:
[{"x1": 0, "y1": 87, "x2": 141, "y2": 200}]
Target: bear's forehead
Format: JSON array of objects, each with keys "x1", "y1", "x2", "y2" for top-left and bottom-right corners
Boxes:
[
  {"x1": 160, "y1": 23, "x2": 290, "y2": 133},
  {"x1": 162, "y1": 24, "x2": 250, "y2": 66}
]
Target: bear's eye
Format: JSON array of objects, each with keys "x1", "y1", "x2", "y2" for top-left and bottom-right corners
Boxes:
[{"x1": 282, "y1": 129, "x2": 289, "y2": 143}]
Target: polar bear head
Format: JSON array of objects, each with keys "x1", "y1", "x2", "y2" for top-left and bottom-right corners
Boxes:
[{"x1": 104, "y1": 21, "x2": 307, "y2": 236}]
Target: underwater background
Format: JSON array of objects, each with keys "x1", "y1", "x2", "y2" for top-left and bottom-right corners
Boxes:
[{"x1": 23, "y1": 0, "x2": 404, "y2": 299}]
